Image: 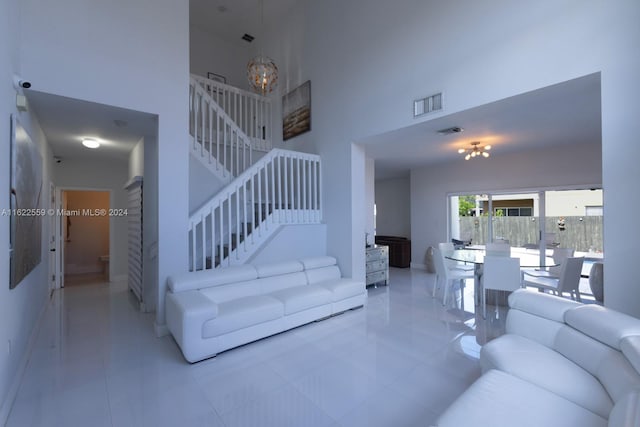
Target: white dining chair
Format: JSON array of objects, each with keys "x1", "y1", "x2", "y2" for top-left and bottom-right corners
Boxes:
[
  {"x1": 481, "y1": 256, "x2": 522, "y2": 319},
  {"x1": 432, "y1": 248, "x2": 474, "y2": 307},
  {"x1": 522, "y1": 256, "x2": 584, "y2": 301},
  {"x1": 523, "y1": 247, "x2": 574, "y2": 280},
  {"x1": 485, "y1": 242, "x2": 511, "y2": 256},
  {"x1": 438, "y1": 242, "x2": 474, "y2": 272}
]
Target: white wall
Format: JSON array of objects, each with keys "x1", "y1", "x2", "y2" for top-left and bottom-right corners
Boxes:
[
  {"x1": 410, "y1": 142, "x2": 602, "y2": 268},
  {"x1": 189, "y1": 154, "x2": 228, "y2": 213},
  {"x1": 128, "y1": 138, "x2": 144, "y2": 180},
  {"x1": 248, "y1": 224, "x2": 327, "y2": 265},
  {"x1": 262, "y1": 0, "x2": 639, "y2": 316},
  {"x1": 55, "y1": 158, "x2": 129, "y2": 280},
  {"x1": 0, "y1": 0, "x2": 54, "y2": 416},
  {"x1": 375, "y1": 177, "x2": 411, "y2": 238},
  {"x1": 19, "y1": 0, "x2": 190, "y2": 331},
  {"x1": 190, "y1": 27, "x2": 251, "y2": 90}
]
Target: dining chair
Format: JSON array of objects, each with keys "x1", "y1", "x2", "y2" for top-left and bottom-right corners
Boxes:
[
  {"x1": 481, "y1": 256, "x2": 522, "y2": 319},
  {"x1": 438, "y1": 242, "x2": 474, "y2": 272},
  {"x1": 432, "y1": 248, "x2": 474, "y2": 307},
  {"x1": 485, "y1": 242, "x2": 510, "y2": 256},
  {"x1": 523, "y1": 247, "x2": 574, "y2": 280},
  {"x1": 522, "y1": 256, "x2": 584, "y2": 301}
]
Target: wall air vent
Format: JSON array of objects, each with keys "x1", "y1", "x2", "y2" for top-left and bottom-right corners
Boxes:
[
  {"x1": 437, "y1": 126, "x2": 464, "y2": 135},
  {"x1": 413, "y1": 92, "x2": 443, "y2": 118},
  {"x1": 242, "y1": 33, "x2": 255, "y2": 43}
]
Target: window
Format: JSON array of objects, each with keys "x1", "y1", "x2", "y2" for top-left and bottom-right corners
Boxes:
[{"x1": 494, "y1": 207, "x2": 532, "y2": 217}]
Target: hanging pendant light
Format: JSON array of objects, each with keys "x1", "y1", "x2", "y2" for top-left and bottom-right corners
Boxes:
[
  {"x1": 247, "y1": 0, "x2": 278, "y2": 95},
  {"x1": 247, "y1": 56, "x2": 278, "y2": 95}
]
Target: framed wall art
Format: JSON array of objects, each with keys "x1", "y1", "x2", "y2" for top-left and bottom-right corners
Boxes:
[
  {"x1": 282, "y1": 80, "x2": 311, "y2": 141},
  {"x1": 9, "y1": 114, "x2": 43, "y2": 289}
]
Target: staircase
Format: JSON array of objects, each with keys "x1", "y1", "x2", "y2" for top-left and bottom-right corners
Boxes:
[{"x1": 188, "y1": 75, "x2": 322, "y2": 270}]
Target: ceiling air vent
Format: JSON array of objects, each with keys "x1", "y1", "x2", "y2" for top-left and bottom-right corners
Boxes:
[
  {"x1": 242, "y1": 33, "x2": 255, "y2": 43},
  {"x1": 413, "y1": 92, "x2": 443, "y2": 118},
  {"x1": 437, "y1": 126, "x2": 464, "y2": 135}
]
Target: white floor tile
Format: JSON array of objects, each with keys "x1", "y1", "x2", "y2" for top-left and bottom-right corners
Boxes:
[
  {"x1": 7, "y1": 267, "x2": 505, "y2": 426},
  {"x1": 220, "y1": 384, "x2": 335, "y2": 427}
]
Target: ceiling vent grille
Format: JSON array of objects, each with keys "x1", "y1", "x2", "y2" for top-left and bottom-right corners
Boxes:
[
  {"x1": 437, "y1": 126, "x2": 464, "y2": 135},
  {"x1": 242, "y1": 33, "x2": 255, "y2": 43},
  {"x1": 413, "y1": 92, "x2": 443, "y2": 118}
]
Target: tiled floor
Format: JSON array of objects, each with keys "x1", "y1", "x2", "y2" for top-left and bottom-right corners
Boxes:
[{"x1": 7, "y1": 268, "x2": 506, "y2": 427}]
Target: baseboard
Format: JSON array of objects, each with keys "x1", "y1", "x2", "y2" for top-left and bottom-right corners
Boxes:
[
  {"x1": 0, "y1": 293, "x2": 49, "y2": 425},
  {"x1": 411, "y1": 262, "x2": 427, "y2": 270}
]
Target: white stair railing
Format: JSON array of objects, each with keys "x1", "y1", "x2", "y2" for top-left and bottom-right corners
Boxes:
[
  {"x1": 191, "y1": 74, "x2": 272, "y2": 152},
  {"x1": 189, "y1": 148, "x2": 322, "y2": 271},
  {"x1": 189, "y1": 77, "x2": 253, "y2": 179}
]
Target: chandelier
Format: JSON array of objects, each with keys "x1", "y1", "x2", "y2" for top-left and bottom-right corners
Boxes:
[
  {"x1": 247, "y1": 0, "x2": 278, "y2": 95},
  {"x1": 458, "y1": 141, "x2": 491, "y2": 160},
  {"x1": 247, "y1": 56, "x2": 278, "y2": 95}
]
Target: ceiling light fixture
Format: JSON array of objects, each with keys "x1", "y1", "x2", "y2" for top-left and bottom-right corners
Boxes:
[
  {"x1": 246, "y1": 0, "x2": 278, "y2": 95},
  {"x1": 82, "y1": 138, "x2": 100, "y2": 149},
  {"x1": 458, "y1": 141, "x2": 490, "y2": 160}
]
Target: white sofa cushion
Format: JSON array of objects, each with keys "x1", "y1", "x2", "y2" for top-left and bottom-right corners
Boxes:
[
  {"x1": 269, "y1": 285, "x2": 332, "y2": 315},
  {"x1": 609, "y1": 391, "x2": 640, "y2": 427},
  {"x1": 316, "y1": 279, "x2": 364, "y2": 302},
  {"x1": 554, "y1": 326, "x2": 640, "y2": 405},
  {"x1": 300, "y1": 256, "x2": 337, "y2": 269},
  {"x1": 200, "y1": 280, "x2": 260, "y2": 304},
  {"x1": 436, "y1": 369, "x2": 607, "y2": 427},
  {"x1": 480, "y1": 333, "x2": 613, "y2": 418},
  {"x1": 506, "y1": 309, "x2": 569, "y2": 349},
  {"x1": 168, "y1": 265, "x2": 257, "y2": 293},
  {"x1": 258, "y1": 272, "x2": 308, "y2": 294},
  {"x1": 306, "y1": 265, "x2": 341, "y2": 285},
  {"x1": 565, "y1": 305, "x2": 640, "y2": 350},
  {"x1": 508, "y1": 288, "x2": 580, "y2": 322},
  {"x1": 255, "y1": 260, "x2": 303, "y2": 278},
  {"x1": 203, "y1": 295, "x2": 283, "y2": 338}
]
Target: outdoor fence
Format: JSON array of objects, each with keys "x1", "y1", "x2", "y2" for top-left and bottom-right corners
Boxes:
[{"x1": 459, "y1": 216, "x2": 603, "y2": 253}]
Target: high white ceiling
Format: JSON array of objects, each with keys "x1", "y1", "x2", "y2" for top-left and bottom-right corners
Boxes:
[
  {"x1": 25, "y1": 6, "x2": 601, "y2": 180},
  {"x1": 190, "y1": 0, "x2": 299, "y2": 45},
  {"x1": 26, "y1": 91, "x2": 157, "y2": 162},
  {"x1": 364, "y1": 73, "x2": 601, "y2": 180}
]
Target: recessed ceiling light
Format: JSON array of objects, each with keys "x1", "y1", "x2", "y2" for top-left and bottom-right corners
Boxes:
[{"x1": 82, "y1": 138, "x2": 100, "y2": 149}]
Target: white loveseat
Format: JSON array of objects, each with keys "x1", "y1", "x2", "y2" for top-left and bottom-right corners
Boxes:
[
  {"x1": 166, "y1": 256, "x2": 365, "y2": 363},
  {"x1": 436, "y1": 289, "x2": 640, "y2": 427}
]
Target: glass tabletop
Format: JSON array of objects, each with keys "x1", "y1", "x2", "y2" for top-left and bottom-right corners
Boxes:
[{"x1": 445, "y1": 248, "x2": 559, "y2": 268}]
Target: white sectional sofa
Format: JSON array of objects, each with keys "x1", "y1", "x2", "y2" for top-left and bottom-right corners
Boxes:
[
  {"x1": 166, "y1": 256, "x2": 365, "y2": 363},
  {"x1": 436, "y1": 289, "x2": 640, "y2": 427}
]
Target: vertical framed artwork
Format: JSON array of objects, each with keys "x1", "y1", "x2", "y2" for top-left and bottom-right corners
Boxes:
[
  {"x1": 9, "y1": 114, "x2": 43, "y2": 289},
  {"x1": 282, "y1": 80, "x2": 311, "y2": 141}
]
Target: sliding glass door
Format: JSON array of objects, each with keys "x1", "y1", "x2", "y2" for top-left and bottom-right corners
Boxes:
[{"x1": 448, "y1": 188, "x2": 604, "y2": 292}]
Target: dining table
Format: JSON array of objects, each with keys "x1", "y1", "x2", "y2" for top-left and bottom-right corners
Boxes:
[{"x1": 444, "y1": 247, "x2": 559, "y2": 307}]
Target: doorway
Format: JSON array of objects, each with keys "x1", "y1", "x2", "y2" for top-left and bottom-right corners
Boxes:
[{"x1": 62, "y1": 190, "x2": 111, "y2": 286}]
